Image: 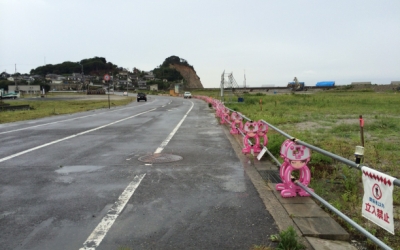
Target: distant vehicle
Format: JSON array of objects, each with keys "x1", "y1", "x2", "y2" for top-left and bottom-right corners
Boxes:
[
  {"x1": 137, "y1": 92, "x2": 147, "y2": 102},
  {"x1": 183, "y1": 92, "x2": 192, "y2": 99},
  {"x1": 287, "y1": 77, "x2": 305, "y2": 91},
  {"x1": 287, "y1": 82, "x2": 305, "y2": 91},
  {"x1": 0, "y1": 89, "x2": 20, "y2": 99}
]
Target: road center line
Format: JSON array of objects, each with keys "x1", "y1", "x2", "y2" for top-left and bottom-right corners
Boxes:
[
  {"x1": 79, "y1": 100, "x2": 188, "y2": 249},
  {"x1": 0, "y1": 108, "x2": 156, "y2": 163},
  {"x1": 79, "y1": 174, "x2": 146, "y2": 250},
  {"x1": 154, "y1": 101, "x2": 194, "y2": 154}
]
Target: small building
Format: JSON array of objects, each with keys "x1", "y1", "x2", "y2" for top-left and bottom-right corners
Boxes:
[
  {"x1": 138, "y1": 80, "x2": 147, "y2": 90},
  {"x1": 351, "y1": 82, "x2": 371, "y2": 85},
  {"x1": 9, "y1": 85, "x2": 41, "y2": 94},
  {"x1": 390, "y1": 81, "x2": 400, "y2": 85},
  {"x1": 149, "y1": 84, "x2": 158, "y2": 91}
]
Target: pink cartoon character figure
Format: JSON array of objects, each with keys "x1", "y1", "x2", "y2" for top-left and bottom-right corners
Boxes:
[
  {"x1": 275, "y1": 139, "x2": 294, "y2": 191},
  {"x1": 279, "y1": 143, "x2": 313, "y2": 198},
  {"x1": 220, "y1": 107, "x2": 230, "y2": 125},
  {"x1": 242, "y1": 121, "x2": 260, "y2": 154},
  {"x1": 254, "y1": 121, "x2": 268, "y2": 153},
  {"x1": 230, "y1": 112, "x2": 243, "y2": 134}
]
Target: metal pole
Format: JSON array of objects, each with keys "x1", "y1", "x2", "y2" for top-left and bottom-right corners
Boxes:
[
  {"x1": 360, "y1": 115, "x2": 365, "y2": 147},
  {"x1": 78, "y1": 62, "x2": 84, "y2": 93},
  {"x1": 108, "y1": 80, "x2": 110, "y2": 109},
  {"x1": 296, "y1": 182, "x2": 392, "y2": 250}
]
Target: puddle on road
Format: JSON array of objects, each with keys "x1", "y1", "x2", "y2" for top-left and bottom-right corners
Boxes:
[{"x1": 55, "y1": 165, "x2": 105, "y2": 174}]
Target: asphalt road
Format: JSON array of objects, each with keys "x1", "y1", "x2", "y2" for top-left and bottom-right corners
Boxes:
[{"x1": 0, "y1": 95, "x2": 278, "y2": 250}]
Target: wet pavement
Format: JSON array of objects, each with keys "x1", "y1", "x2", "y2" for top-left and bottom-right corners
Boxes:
[{"x1": 0, "y1": 96, "x2": 280, "y2": 250}]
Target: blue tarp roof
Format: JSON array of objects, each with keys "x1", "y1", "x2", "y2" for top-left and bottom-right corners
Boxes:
[{"x1": 316, "y1": 81, "x2": 335, "y2": 87}]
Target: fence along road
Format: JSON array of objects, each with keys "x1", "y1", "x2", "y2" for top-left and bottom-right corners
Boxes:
[
  {"x1": 215, "y1": 100, "x2": 395, "y2": 250},
  {"x1": 0, "y1": 96, "x2": 279, "y2": 250}
]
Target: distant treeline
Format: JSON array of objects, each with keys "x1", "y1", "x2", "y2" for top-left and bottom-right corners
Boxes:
[{"x1": 30, "y1": 57, "x2": 119, "y2": 76}]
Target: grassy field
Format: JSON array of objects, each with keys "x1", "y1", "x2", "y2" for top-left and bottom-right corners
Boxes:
[
  {"x1": 0, "y1": 94, "x2": 134, "y2": 124},
  {"x1": 194, "y1": 88, "x2": 400, "y2": 249}
]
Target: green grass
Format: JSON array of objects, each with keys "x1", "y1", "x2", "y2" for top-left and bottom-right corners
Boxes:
[
  {"x1": 269, "y1": 226, "x2": 306, "y2": 250},
  {"x1": 0, "y1": 96, "x2": 134, "y2": 123},
  {"x1": 194, "y1": 89, "x2": 400, "y2": 249}
]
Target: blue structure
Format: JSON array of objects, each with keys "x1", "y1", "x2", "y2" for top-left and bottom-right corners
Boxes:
[
  {"x1": 287, "y1": 82, "x2": 305, "y2": 91},
  {"x1": 316, "y1": 81, "x2": 335, "y2": 87}
]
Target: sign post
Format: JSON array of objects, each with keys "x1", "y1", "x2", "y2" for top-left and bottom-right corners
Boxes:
[{"x1": 104, "y1": 74, "x2": 111, "y2": 109}]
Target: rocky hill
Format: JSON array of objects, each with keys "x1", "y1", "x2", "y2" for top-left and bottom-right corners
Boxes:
[{"x1": 169, "y1": 63, "x2": 203, "y2": 88}]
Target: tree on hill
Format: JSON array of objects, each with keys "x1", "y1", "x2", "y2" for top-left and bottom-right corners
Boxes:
[
  {"x1": 29, "y1": 57, "x2": 119, "y2": 76},
  {"x1": 161, "y1": 55, "x2": 192, "y2": 68},
  {"x1": 153, "y1": 55, "x2": 193, "y2": 84}
]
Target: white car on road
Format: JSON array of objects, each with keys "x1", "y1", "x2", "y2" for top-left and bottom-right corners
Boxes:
[{"x1": 183, "y1": 92, "x2": 192, "y2": 99}]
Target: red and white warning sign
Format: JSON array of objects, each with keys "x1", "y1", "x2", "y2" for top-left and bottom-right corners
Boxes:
[{"x1": 361, "y1": 166, "x2": 395, "y2": 234}]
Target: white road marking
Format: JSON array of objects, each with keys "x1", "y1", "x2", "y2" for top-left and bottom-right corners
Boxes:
[
  {"x1": 154, "y1": 101, "x2": 194, "y2": 154},
  {"x1": 79, "y1": 174, "x2": 146, "y2": 250},
  {"x1": 0, "y1": 98, "x2": 166, "y2": 135},
  {"x1": 0, "y1": 106, "x2": 138, "y2": 135},
  {"x1": 79, "y1": 101, "x2": 193, "y2": 249},
  {"x1": 0, "y1": 109, "x2": 156, "y2": 163}
]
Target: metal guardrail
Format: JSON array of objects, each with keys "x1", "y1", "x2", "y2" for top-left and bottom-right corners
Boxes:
[
  {"x1": 261, "y1": 119, "x2": 400, "y2": 188},
  {"x1": 224, "y1": 106, "x2": 395, "y2": 249}
]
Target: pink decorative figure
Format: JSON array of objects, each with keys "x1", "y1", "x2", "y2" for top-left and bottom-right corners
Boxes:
[
  {"x1": 230, "y1": 112, "x2": 243, "y2": 134},
  {"x1": 242, "y1": 121, "x2": 260, "y2": 154},
  {"x1": 220, "y1": 108, "x2": 230, "y2": 125},
  {"x1": 215, "y1": 103, "x2": 223, "y2": 118},
  {"x1": 277, "y1": 142, "x2": 314, "y2": 198},
  {"x1": 276, "y1": 139, "x2": 293, "y2": 191},
  {"x1": 254, "y1": 121, "x2": 268, "y2": 153}
]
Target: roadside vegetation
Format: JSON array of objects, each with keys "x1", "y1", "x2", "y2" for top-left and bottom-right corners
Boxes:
[
  {"x1": 0, "y1": 93, "x2": 133, "y2": 124},
  {"x1": 197, "y1": 88, "x2": 400, "y2": 249}
]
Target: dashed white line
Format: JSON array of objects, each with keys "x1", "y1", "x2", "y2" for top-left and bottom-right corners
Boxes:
[
  {"x1": 154, "y1": 101, "x2": 194, "y2": 154},
  {"x1": 79, "y1": 100, "x2": 194, "y2": 249},
  {"x1": 79, "y1": 174, "x2": 146, "y2": 250}
]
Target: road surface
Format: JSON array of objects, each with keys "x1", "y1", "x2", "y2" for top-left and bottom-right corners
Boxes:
[{"x1": 0, "y1": 95, "x2": 278, "y2": 250}]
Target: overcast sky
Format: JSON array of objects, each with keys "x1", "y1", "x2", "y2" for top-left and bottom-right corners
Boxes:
[{"x1": 1, "y1": 0, "x2": 399, "y2": 88}]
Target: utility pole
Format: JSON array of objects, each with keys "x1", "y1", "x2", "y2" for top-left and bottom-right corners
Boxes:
[
  {"x1": 77, "y1": 62, "x2": 84, "y2": 93},
  {"x1": 15, "y1": 63, "x2": 19, "y2": 92}
]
